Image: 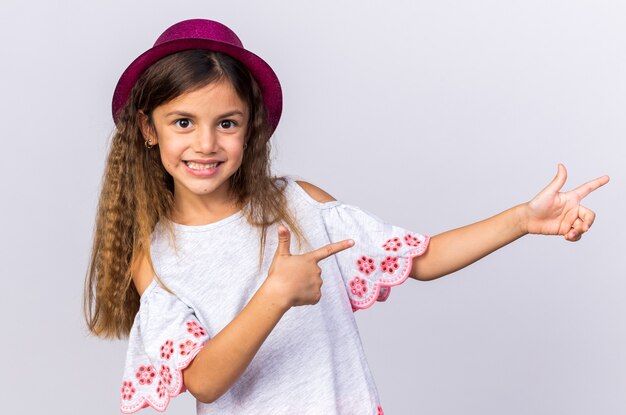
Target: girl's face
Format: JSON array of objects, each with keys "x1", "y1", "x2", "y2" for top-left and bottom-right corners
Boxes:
[{"x1": 143, "y1": 78, "x2": 249, "y2": 212}]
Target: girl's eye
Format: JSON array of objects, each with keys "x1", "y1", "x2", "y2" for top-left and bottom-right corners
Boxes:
[
  {"x1": 219, "y1": 120, "x2": 237, "y2": 129},
  {"x1": 174, "y1": 119, "x2": 192, "y2": 129}
]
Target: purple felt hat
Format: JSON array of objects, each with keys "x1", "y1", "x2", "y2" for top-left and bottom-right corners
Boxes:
[{"x1": 111, "y1": 19, "x2": 282, "y2": 136}]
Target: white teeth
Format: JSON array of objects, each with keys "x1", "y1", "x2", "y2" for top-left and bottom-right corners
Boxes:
[{"x1": 186, "y1": 161, "x2": 219, "y2": 170}]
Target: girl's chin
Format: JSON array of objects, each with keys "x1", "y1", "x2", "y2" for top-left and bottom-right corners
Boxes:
[{"x1": 173, "y1": 180, "x2": 229, "y2": 197}]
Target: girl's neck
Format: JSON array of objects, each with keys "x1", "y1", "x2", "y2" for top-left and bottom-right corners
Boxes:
[{"x1": 171, "y1": 188, "x2": 244, "y2": 226}]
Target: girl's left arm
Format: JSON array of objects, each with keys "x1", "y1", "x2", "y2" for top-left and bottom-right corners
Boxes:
[{"x1": 411, "y1": 164, "x2": 610, "y2": 281}]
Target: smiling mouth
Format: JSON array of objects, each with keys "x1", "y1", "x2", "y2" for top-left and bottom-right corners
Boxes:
[{"x1": 184, "y1": 161, "x2": 223, "y2": 170}]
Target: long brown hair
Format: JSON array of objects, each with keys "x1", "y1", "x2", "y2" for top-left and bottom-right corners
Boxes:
[{"x1": 84, "y1": 50, "x2": 309, "y2": 339}]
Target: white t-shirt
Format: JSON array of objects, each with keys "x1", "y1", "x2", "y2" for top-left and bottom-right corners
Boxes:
[{"x1": 119, "y1": 175, "x2": 430, "y2": 414}]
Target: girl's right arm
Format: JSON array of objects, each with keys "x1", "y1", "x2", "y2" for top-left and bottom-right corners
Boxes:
[
  {"x1": 182, "y1": 278, "x2": 290, "y2": 403},
  {"x1": 132, "y1": 225, "x2": 354, "y2": 404}
]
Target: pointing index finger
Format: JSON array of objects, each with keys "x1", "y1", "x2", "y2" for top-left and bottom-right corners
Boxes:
[
  {"x1": 573, "y1": 175, "x2": 610, "y2": 199},
  {"x1": 309, "y1": 239, "x2": 355, "y2": 262}
]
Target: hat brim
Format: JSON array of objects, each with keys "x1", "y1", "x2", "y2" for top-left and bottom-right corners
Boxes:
[{"x1": 112, "y1": 38, "x2": 282, "y2": 135}]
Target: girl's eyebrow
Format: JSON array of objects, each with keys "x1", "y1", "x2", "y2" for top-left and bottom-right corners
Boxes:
[
  {"x1": 164, "y1": 110, "x2": 196, "y2": 118},
  {"x1": 164, "y1": 110, "x2": 245, "y2": 118},
  {"x1": 217, "y1": 110, "x2": 245, "y2": 118}
]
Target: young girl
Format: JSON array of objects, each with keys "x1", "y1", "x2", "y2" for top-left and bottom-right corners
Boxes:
[{"x1": 83, "y1": 18, "x2": 609, "y2": 415}]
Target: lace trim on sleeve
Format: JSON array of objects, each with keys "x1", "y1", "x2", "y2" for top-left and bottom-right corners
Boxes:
[{"x1": 348, "y1": 233, "x2": 430, "y2": 312}]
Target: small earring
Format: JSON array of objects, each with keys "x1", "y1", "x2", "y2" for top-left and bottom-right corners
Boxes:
[
  {"x1": 144, "y1": 139, "x2": 155, "y2": 149},
  {"x1": 243, "y1": 143, "x2": 248, "y2": 150}
]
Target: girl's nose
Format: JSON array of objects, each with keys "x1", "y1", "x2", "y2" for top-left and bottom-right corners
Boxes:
[{"x1": 193, "y1": 127, "x2": 219, "y2": 153}]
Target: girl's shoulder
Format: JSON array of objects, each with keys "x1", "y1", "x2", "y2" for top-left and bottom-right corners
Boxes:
[
  {"x1": 283, "y1": 174, "x2": 342, "y2": 208},
  {"x1": 293, "y1": 180, "x2": 337, "y2": 204},
  {"x1": 131, "y1": 248, "x2": 154, "y2": 297}
]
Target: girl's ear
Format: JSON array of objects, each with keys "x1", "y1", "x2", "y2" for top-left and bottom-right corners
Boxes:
[{"x1": 138, "y1": 111, "x2": 158, "y2": 144}]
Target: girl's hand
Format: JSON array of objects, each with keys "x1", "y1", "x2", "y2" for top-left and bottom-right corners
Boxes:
[
  {"x1": 521, "y1": 163, "x2": 610, "y2": 241},
  {"x1": 264, "y1": 225, "x2": 355, "y2": 309}
]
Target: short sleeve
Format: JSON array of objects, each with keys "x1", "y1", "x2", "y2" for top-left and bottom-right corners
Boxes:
[
  {"x1": 119, "y1": 281, "x2": 210, "y2": 413},
  {"x1": 320, "y1": 202, "x2": 430, "y2": 312}
]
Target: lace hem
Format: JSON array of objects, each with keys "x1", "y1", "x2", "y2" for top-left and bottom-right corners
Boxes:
[
  {"x1": 120, "y1": 336, "x2": 207, "y2": 413},
  {"x1": 349, "y1": 234, "x2": 430, "y2": 312}
]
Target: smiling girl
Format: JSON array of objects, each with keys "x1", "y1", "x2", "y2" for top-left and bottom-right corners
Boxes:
[
  {"x1": 141, "y1": 79, "x2": 249, "y2": 221},
  {"x1": 83, "y1": 18, "x2": 609, "y2": 415}
]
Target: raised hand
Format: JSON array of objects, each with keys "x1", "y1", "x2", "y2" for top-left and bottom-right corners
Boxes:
[
  {"x1": 264, "y1": 225, "x2": 355, "y2": 308},
  {"x1": 521, "y1": 163, "x2": 610, "y2": 241}
]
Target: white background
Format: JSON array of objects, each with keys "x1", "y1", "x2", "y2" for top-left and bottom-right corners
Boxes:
[{"x1": 1, "y1": 0, "x2": 623, "y2": 414}]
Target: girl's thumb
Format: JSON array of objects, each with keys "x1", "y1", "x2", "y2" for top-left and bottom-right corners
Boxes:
[{"x1": 276, "y1": 224, "x2": 291, "y2": 256}]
